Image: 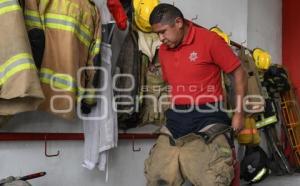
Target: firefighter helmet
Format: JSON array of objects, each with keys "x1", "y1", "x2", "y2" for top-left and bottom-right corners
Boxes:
[
  {"x1": 133, "y1": 0, "x2": 160, "y2": 32},
  {"x1": 210, "y1": 26, "x2": 230, "y2": 45},
  {"x1": 253, "y1": 48, "x2": 272, "y2": 70},
  {"x1": 241, "y1": 146, "x2": 270, "y2": 184}
]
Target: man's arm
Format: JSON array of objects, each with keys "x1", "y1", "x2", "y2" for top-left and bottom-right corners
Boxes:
[
  {"x1": 230, "y1": 65, "x2": 247, "y2": 132},
  {"x1": 209, "y1": 33, "x2": 247, "y2": 131}
]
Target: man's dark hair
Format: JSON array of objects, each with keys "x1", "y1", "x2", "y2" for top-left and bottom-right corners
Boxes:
[{"x1": 149, "y1": 3, "x2": 184, "y2": 25}]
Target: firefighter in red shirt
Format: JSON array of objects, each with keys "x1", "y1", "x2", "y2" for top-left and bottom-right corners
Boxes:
[{"x1": 144, "y1": 3, "x2": 247, "y2": 186}]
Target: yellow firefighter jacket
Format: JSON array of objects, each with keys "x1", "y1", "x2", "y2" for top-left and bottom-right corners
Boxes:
[
  {"x1": 22, "y1": 0, "x2": 101, "y2": 120},
  {"x1": 0, "y1": 0, "x2": 45, "y2": 115}
]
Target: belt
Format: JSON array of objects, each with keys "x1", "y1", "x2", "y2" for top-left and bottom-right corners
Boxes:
[{"x1": 160, "y1": 124, "x2": 234, "y2": 147}]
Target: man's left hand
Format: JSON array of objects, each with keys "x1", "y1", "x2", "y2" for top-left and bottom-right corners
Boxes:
[{"x1": 231, "y1": 113, "x2": 244, "y2": 134}]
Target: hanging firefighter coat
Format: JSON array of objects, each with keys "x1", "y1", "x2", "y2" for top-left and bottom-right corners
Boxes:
[
  {"x1": 115, "y1": 26, "x2": 140, "y2": 129},
  {"x1": 224, "y1": 47, "x2": 265, "y2": 116},
  {"x1": 240, "y1": 47, "x2": 265, "y2": 115},
  {"x1": 22, "y1": 0, "x2": 101, "y2": 120},
  {"x1": 139, "y1": 53, "x2": 170, "y2": 126},
  {"x1": 0, "y1": 0, "x2": 44, "y2": 115}
]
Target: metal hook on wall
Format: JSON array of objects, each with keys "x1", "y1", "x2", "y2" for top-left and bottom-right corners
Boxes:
[
  {"x1": 213, "y1": 24, "x2": 219, "y2": 28},
  {"x1": 191, "y1": 15, "x2": 198, "y2": 21},
  {"x1": 132, "y1": 136, "x2": 141, "y2": 152},
  {"x1": 241, "y1": 40, "x2": 247, "y2": 46},
  {"x1": 44, "y1": 136, "x2": 60, "y2": 157}
]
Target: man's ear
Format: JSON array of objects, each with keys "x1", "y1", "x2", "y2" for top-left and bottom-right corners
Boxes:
[{"x1": 174, "y1": 17, "x2": 184, "y2": 29}]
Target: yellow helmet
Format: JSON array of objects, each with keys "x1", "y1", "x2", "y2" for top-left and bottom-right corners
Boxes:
[
  {"x1": 133, "y1": 0, "x2": 160, "y2": 32},
  {"x1": 210, "y1": 26, "x2": 230, "y2": 45},
  {"x1": 252, "y1": 48, "x2": 272, "y2": 70}
]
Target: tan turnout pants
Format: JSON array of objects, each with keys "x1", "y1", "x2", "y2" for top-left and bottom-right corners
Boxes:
[{"x1": 144, "y1": 127, "x2": 234, "y2": 186}]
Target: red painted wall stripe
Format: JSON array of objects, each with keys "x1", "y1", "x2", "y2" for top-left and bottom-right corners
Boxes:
[{"x1": 283, "y1": 0, "x2": 300, "y2": 100}]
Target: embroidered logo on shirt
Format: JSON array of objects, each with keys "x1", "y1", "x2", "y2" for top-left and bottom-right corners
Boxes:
[{"x1": 189, "y1": 51, "x2": 198, "y2": 62}]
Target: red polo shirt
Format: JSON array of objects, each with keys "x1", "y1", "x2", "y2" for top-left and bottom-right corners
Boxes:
[{"x1": 159, "y1": 22, "x2": 241, "y2": 105}]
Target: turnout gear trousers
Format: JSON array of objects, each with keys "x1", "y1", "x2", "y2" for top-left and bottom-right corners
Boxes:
[
  {"x1": 144, "y1": 126, "x2": 234, "y2": 186},
  {"x1": 0, "y1": 0, "x2": 44, "y2": 115}
]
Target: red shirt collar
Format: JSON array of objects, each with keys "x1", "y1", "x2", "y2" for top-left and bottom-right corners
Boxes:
[{"x1": 181, "y1": 20, "x2": 196, "y2": 46}]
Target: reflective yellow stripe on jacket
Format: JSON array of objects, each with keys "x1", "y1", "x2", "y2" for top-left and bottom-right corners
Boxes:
[
  {"x1": 24, "y1": 9, "x2": 43, "y2": 29},
  {"x1": 0, "y1": 0, "x2": 21, "y2": 15},
  {"x1": 87, "y1": 38, "x2": 101, "y2": 65},
  {"x1": 40, "y1": 68, "x2": 77, "y2": 92},
  {"x1": 91, "y1": 39, "x2": 101, "y2": 56},
  {"x1": 39, "y1": 68, "x2": 86, "y2": 99},
  {"x1": 24, "y1": 10, "x2": 93, "y2": 47},
  {"x1": 0, "y1": 53, "x2": 36, "y2": 86}
]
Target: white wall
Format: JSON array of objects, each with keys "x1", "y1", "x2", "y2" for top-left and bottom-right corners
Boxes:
[
  {"x1": 0, "y1": 0, "x2": 282, "y2": 186},
  {"x1": 247, "y1": 0, "x2": 282, "y2": 156},
  {"x1": 162, "y1": 0, "x2": 248, "y2": 44},
  {"x1": 0, "y1": 140, "x2": 154, "y2": 186},
  {"x1": 247, "y1": 0, "x2": 282, "y2": 64}
]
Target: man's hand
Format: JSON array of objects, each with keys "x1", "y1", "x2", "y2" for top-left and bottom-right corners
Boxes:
[
  {"x1": 231, "y1": 113, "x2": 244, "y2": 134},
  {"x1": 230, "y1": 65, "x2": 247, "y2": 134}
]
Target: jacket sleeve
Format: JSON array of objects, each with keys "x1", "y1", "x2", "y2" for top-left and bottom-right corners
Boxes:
[{"x1": 81, "y1": 6, "x2": 102, "y2": 114}]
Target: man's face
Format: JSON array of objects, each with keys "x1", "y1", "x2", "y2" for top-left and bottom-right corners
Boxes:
[{"x1": 151, "y1": 18, "x2": 184, "y2": 49}]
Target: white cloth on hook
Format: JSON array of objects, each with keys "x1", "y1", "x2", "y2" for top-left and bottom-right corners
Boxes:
[
  {"x1": 82, "y1": 43, "x2": 118, "y2": 181},
  {"x1": 82, "y1": 2, "x2": 118, "y2": 182},
  {"x1": 137, "y1": 30, "x2": 161, "y2": 62}
]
